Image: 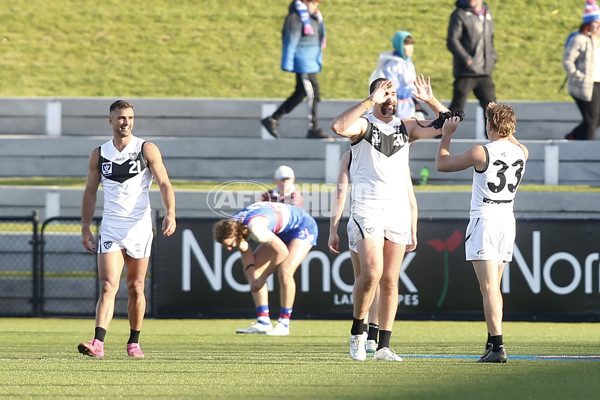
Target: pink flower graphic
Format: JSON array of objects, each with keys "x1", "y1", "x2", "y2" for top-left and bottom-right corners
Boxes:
[{"x1": 427, "y1": 230, "x2": 463, "y2": 308}]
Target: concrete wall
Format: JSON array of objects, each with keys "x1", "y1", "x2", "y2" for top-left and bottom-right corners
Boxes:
[{"x1": 0, "y1": 97, "x2": 582, "y2": 140}]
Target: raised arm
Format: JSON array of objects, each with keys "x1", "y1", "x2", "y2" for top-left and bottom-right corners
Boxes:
[
  {"x1": 436, "y1": 117, "x2": 486, "y2": 172},
  {"x1": 330, "y1": 80, "x2": 395, "y2": 141}
]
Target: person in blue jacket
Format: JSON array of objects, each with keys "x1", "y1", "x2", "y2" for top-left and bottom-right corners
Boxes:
[{"x1": 261, "y1": 0, "x2": 331, "y2": 139}]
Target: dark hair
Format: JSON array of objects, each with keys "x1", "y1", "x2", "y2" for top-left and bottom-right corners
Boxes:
[
  {"x1": 404, "y1": 36, "x2": 415, "y2": 45},
  {"x1": 369, "y1": 78, "x2": 389, "y2": 94},
  {"x1": 109, "y1": 100, "x2": 134, "y2": 113},
  {"x1": 213, "y1": 219, "x2": 249, "y2": 244}
]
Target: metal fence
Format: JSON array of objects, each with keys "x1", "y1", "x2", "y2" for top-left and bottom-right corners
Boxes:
[{"x1": 0, "y1": 212, "x2": 154, "y2": 317}]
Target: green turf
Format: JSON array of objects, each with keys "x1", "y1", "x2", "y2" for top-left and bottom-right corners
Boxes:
[{"x1": 0, "y1": 318, "x2": 598, "y2": 399}]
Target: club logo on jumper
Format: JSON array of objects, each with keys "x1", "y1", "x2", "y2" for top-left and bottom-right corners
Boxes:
[
  {"x1": 102, "y1": 162, "x2": 113, "y2": 176},
  {"x1": 103, "y1": 241, "x2": 113, "y2": 250},
  {"x1": 427, "y1": 230, "x2": 463, "y2": 309},
  {"x1": 129, "y1": 152, "x2": 138, "y2": 161}
]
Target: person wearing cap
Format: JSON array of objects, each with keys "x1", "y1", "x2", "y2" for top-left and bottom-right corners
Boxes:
[
  {"x1": 368, "y1": 31, "x2": 426, "y2": 120},
  {"x1": 261, "y1": 0, "x2": 331, "y2": 139},
  {"x1": 447, "y1": 0, "x2": 497, "y2": 121},
  {"x1": 213, "y1": 201, "x2": 318, "y2": 336},
  {"x1": 563, "y1": 0, "x2": 600, "y2": 140},
  {"x1": 261, "y1": 165, "x2": 303, "y2": 207}
]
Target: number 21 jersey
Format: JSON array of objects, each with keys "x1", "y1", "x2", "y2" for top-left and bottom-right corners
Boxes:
[{"x1": 98, "y1": 135, "x2": 153, "y2": 226}]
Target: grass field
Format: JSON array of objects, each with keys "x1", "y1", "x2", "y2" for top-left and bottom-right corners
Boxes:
[
  {"x1": 0, "y1": 0, "x2": 586, "y2": 101},
  {"x1": 0, "y1": 318, "x2": 598, "y2": 399}
]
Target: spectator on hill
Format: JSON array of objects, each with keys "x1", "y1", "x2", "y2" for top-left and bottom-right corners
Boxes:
[
  {"x1": 436, "y1": 102, "x2": 529, "y2": 363},
  {"x1": 261, "y1": 0, "x2": 331, "y2": 139},
  {"x1": 447, "y1": 0, "x2": 497, "y2": 126},
  {"x1": 369, "y1": 31, "x2": 427, "y2": 120},
  {"x1": 563, "y1": 0, "x2": 600, "y2": 140},
  {"x1": 78, "y1": 100, "x2": 176, "y2": 359},
  {"x1": 261, "y1": 165, "x2": 303, "y2": 206}
]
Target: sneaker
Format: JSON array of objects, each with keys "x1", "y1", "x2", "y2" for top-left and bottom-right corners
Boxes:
[
  {"x1": 78, "y1": 339, "x2": 104, "y2": 358},
  {"x1": 261, "y1": 117, "x2": 280, "y2": 138},
  {"x1": 266, "y1": 322, "x2": 289, "y2": 336},
  {"x1": 307, "y1": 127, "x2": 332, "y2": 139},
  {"x1": 349, "y1": 334, "x2": 366, "y2": 361},
  {"x1": 479, "y1": 345, "x2": 492, "y2": 361},
  {"x1": 127, "y1": 343, "x2": 145, "y2": 358},
  {"x1": 374, "y1": 347, "x2": 403, "y2": 362},
  {"x1": 365, "y1": 339, "x2": 378, "y2": 354},
  {"x1": 477, "y1": 346, "x2": 508, "y2": 363},
  {"x1": 236, "y1": 321, "x2": 273, "y2": 334}
]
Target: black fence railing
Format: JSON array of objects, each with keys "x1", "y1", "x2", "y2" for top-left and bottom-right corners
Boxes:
[{"x1": 0, "y1": 212, "x2": 157, "y2": 317}]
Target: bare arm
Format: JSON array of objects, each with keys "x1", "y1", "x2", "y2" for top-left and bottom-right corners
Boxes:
[
  {"x1": 407, "y1": 75, "x2": 452, "y2": 141},
  {"x1": 436, "y1": 117, "x2": 487, "y2": 172},
  {"x1": 81, "y1": 148, "x2": 101, "y2": 252},
  {"x1": 145, "y1": 142, "x2": 176, "y2": 236},
  {"x1": 330, "y1": 80, "x2": 395, "y2": 141},
  {"x1": 328, "y1": 151, "x2": 351, "y2": 254},
  {"x1": 406, "y1": 169, "x2": 418, "y2": 253},
  {"x1": 249, "y1": 234, "x2": 290, "y2": 292}
]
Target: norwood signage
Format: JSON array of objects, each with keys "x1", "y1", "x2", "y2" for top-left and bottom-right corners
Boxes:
[{"x1": 153, "y1": 218, "x2": 600, "y2": 321}]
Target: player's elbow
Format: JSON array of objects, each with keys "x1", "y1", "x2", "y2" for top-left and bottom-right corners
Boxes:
[{"x1": 435, "y1": 159, "x2": 450, "y2": 172}]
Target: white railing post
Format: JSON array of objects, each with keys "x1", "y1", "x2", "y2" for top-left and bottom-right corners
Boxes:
[
  {"x1": 544, "y1": 145, "x2": 559, "y2": 185},
  {"x1": 45, "y1": 100, "x2": 62, "y2": 136},
  {"x1": 325, "y1": 143, "x2": 341, "y2": 183},
  {"x1": 260, "y1": 104, "x2": 276, "y2": 140}
]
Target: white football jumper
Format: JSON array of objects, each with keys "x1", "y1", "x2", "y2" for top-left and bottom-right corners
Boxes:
[{"x1": 98, "y1": 135, "x2": 153, "y2": 228}]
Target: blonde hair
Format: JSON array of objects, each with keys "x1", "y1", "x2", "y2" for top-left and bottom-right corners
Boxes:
[
  {"x1": 213, "y1": 219, "x2": 248, "y2": 244},
  {"x1": 486, "y1": 103, "x2": 516, "y2": 137}
]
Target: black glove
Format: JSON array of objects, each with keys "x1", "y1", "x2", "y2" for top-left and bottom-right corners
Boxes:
[{"x1": 430, "y1": 110, "x2": 465, "y2": 129}]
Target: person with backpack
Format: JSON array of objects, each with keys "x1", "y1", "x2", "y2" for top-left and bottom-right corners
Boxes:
[{"x1": 563, "y1": 0, "x2": 600, "y2": 140}]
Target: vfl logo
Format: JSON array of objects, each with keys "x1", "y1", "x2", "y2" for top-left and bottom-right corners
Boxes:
[
  {"x1": 103, "y1": 241, "x2": 113, "y2": 250},
  {"x1": 102, "y1": 162, "x2": 113, "y2": 176}
]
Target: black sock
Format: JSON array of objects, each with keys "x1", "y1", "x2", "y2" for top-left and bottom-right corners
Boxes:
[
  {"x1": 362, "y1": 323, "x2": 368, "y2": 335},
  {"x1": 94, "y1": 327, "x2": 107, "y2": 342},
  {"x1": 128, "y1": 329, "x2": 141, "y2": 344},
  {"x1": 378, "y1": 330, "x2": 392, "y2": 350},
  {"x1": 485, "y1": 332, "x2": 492, "y2": 349},
  {"x1": 490, "y1": 335, "x2": 503, "y2": 352},
  {"x1": 368, "y1": 323, "x2": 379, "y2": 342},
  {"x1": 351, "y1": 318, "x2": 364, "y2": 335}
]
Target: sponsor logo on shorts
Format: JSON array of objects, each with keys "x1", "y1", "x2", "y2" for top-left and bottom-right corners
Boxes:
[
  {"x1": 477, "y1": 249, "x2": 485, "y2": 256},
  {"x1": 103, "y1": 241, "x2": 113, "y2": 250},
  {"x1": 365, "y1": 227, "x2": 374, "y2": 234}
]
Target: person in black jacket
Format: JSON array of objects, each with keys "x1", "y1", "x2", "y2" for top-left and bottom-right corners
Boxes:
[{"x1": 447, "y1": 0, "x2": 497, "y2": 115}]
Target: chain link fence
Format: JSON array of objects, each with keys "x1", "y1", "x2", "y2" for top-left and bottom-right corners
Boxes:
[{"x1": 0, "y1": 212, "x2": 155, "y2": 317}]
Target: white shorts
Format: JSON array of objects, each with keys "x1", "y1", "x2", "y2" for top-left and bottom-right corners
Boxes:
[
  {"x1": 99, "y1": 219, "x2": 153, "y2": 259},
  {"x1": 465, "y1": 217, "x2": 515, "y2": 263},
  {"x1": 347, "y1": 203, "x2": 412, "y2": 252}
]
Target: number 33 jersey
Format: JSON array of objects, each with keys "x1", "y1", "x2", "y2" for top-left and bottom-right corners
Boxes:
[
  {"x1": 98, "y1": 135, "x2": 153, "y2": 226},
  {"x1": 470, "y1": 140, "x2": 527, "y2": 219}
]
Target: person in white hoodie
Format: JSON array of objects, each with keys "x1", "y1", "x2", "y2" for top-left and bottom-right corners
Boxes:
[{"x1": 369, "y1": 31, "x2": 425, "y2": 120}]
